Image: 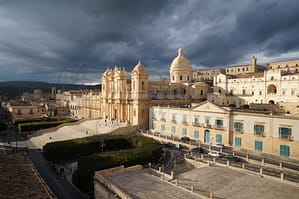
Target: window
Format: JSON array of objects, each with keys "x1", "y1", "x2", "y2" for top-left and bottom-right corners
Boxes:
[
  {"x1": 235, "y1": 137, "x2": 242, "y2": 147},
  {"x1": 215, "y1": 119, "x2": 223, "y2": 129},
  {"x1": 255, "y1": 141, "x2": 263, "y2": 152},
  {"x1": 182, "y1": 128, "x2": 187, "y2": 136},
  {"x1": 29, "y1": 109, "x2": 33, "y2": 114},
  {"x1": 194, "y1": 130, "x2": 199, "y2": 139},
  {"x1": 200, "y1": 90, "x2": 203, "y2": 96},
  {"x1": 216, "y1": 134, "x2": 222, "y2": 144},
  {"x1": 205, "y1": 118, "x2": 210, "y2": 126},
  {"x1": 291, "y1": 90, "x2": 295, "y2": 95},
  {"x1": 161, "y1": 124, "x2": 165, "y2": 132},
  {"x1": 161, "y1": 113, "x2": 165, "y2": 120},
  {"x1": 152, "y1": 122, "x2": 156, "y2": 129},
  {"x1": 17, "y1": 109, "x2": 22, "y2": 115},
  {"x1": 271, "y1": 76, "x2": 274, "y2": 80},
  {"x1": 230, "y1": 89, "x2": 233, "y2": 95},
  {"x1": 279, "y1": 127, "x2": 292, "y2": 139},
  {"x1": 254, "y1": 124, "x2": 264, "y2": 135},
  {"x1": 180, "y1": 75, "x2": 183, "y2": 81},
  {"x1": 234, "y1": 122, "x2": 243, "y2": 132},
  {"x1": 172, "y1": 114, "x2": 176, "y2": 122},
  {"x1": 182, "y1": 115, "x2": 187, "y2": 123},
  {"x1": 280, "y1": 145, "x2": 290, "y2": 157},
  {"x1": 171, "y1": 126, "x2": 176, "y2": 134},
  {"x1": 193, "y1": 116, "x2": 199, "y2": 125},
  {"x1": 173, "y1": 76, "x2": 175, "y2": 80},
  {"x1": 252, "y1": 91, "x2": 254, "y2": 95}
]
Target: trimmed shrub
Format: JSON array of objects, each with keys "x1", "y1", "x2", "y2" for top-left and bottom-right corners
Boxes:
[
  {"x1": 43, "y1": 134, "x2": 162, "y2": 193},
  {"x1": 72, "y1": 137, "x2": 162, "y2": 192}
]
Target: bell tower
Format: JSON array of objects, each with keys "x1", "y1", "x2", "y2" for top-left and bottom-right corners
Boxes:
[{"x1": 131, "y1": 59, "x2": 149, "y2": 128}]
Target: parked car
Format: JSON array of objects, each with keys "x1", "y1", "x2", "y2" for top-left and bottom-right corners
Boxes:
[
  {"x1": 181, "y1": 136, "x2": 190, "y2": 143},
  {"x1": 213, "y1": 143, "x2": 225, "y2": 148},
  {"x1": 208, "y1": 151, "x2": 222, "y2": 158}
]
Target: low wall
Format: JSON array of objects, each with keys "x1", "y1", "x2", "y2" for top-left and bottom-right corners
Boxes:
[{"x1": 109, "y1": 125, "x2": 139, "y2": 135}]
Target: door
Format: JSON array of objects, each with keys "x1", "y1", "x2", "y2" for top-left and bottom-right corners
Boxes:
[{"x1": 204, "y1": 130, "x2": 210, "y2": 143}]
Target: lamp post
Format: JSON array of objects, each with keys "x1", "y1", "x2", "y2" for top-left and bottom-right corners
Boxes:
[{"x1": 100, "y1": 139, "x2": 105, "y2": 154}]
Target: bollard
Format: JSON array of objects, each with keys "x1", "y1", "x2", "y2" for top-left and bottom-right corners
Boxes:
[
  {"x1": 161, "y1": 173, "x2": 164, "y2": 180},
  {"x1": 159, "y1": 167, "x2": 161, "y2": 172},
  {"x1": 246, "y1": 154, "x2": 249, "y2": 161},
  {"x1": 148, "y1": 163, "x2": 151, "y2": 168},
  {"x1": 171, "y1": 171, "x2": 174, "y2": 179},
  {"x1": 220, "y1": 148, "x2": 223, "y2": 153},
  {"x1": 242, "y1": 163, "x2": 245, "y2": 170},
  {"x1": 210, "y1": 192, "x2": 214, "y2": 199},
  {"x1": 280, "y1": 162, "x2": 283, "y2": 169},
  {"x1": 162, "y1": 164, "x2": 164, "y2": 172},
  {"x1": 226, "y1": 160, "x2": 229, "y2": 167},
  {"x1": 175, "y1": 179, "x2": 178, "y2": 186},
  {"x1": 260, "y1": 167, "x2": 263, "y2": 175},
  {"x1": 281, "y1": 172, "x2": 284, "y2": 181},
  {"x1": 262, "y1": 158, "x2": 265, "y2": 166},
  {"x1": 233, "y1": 151, "x2": 235, "y2": 156},
  {"x1": 213, "y1": 157, "x2": 216, "y2": 163},
  {"x1": 191, "y1": 185, "x2": 194, "y2": 192},
  {"x1": 201, "y1": 154, "x2": 204, "y2": 160}
]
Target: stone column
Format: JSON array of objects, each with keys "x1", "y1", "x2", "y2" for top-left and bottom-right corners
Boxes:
[
  {"x1": 191, "y1": 185, "x2": 194, "y2": 192},
  {"x1": 261, "y1": 158, "x2": 265, "y2": 166},
  {"x1": 280, "y1": 162, "x2": 283, "y2": 169},
  {"x1": 226, "y1": 160, "x2": 229, "y2": 167},
  {"x1": 260, "y1": 167, "x2": 263, "y2": 175},
  {"x1": 281, "y1": 172, "x2": 284, "y2": 181}
]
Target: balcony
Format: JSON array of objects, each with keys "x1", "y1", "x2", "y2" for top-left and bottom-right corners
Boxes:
[
  {"x1": 280, "y1": 134, "x2": 294, "y2": 141},
  {"x1": 234, "y1": 128, "x2": 243, "y2": 134},
  {"x1": 181, "y1": 121, "x2": 188, "y2": 125},
  {"x1": 152, "y1": 117, "x2": 157, "y2": 121},
  {"x1": 192, "y1": 122, "x2": 201, "y2": 127},
  {"x1": 254, "y1": 132, "x2": 266, "y2": 137},
  {"x1": 171, "y1": 120, "x2": 177, "y2": 124},
  {"x1": 214, "y1": 125, "x2": 225, "y2": 130},
  {"x1": 204, "y1": 124, "x2": 213, "y2": 129},
  {"x1": 160, "y1": 118, "x2": 166, "y2": 122}
]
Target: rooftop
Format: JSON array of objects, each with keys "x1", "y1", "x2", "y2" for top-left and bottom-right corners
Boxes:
[{"x1": 0, "y1": 152, "x2": 53, "y2": 199}]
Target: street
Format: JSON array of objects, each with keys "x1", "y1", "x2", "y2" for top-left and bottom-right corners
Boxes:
[{"x1": 28, "y1": 149, "x2": 84, "y2": 199}]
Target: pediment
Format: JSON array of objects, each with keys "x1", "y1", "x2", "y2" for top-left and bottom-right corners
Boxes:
[{"x1": 192, "y1": 101, "x2": 227, "y2": 113}]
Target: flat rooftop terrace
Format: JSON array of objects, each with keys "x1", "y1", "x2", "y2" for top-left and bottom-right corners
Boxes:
[
  {"x1": 105, "y1": 169, "x2": 202, "y2": 199},
  {"x1": 174, "y1": 166, "x2": 299, "y2": 199}
]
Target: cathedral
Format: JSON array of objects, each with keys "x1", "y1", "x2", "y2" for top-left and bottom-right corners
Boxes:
[{"x1": 99, "y1": 48, "x2": 210, "y2": 128}]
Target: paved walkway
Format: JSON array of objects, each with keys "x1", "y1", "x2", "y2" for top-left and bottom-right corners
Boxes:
[
  {"x1": 9, "y1": 119, "x2": 126, "y2": 149},
  {"x1": 174, "y1": 167, "x2": 299, "y2": 199}
]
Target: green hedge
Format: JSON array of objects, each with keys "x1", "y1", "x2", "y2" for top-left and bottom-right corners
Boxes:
[
  {"x1": 43, "y1": 134, "x2": 133, "y2": 161},
  {"x1": 43, "y1": 134, "x2": 162, "y2": 193},
  {"x1": 17, "y1": 118, "x2": 75, "y2": 132},
  {"x1": 72, "y1": 136, "x2": 162, "y2": 193}
]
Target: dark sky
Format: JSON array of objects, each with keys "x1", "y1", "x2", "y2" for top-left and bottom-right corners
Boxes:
[{"x1": 1, "y1": 0, "x2": 299, "y2": 84}]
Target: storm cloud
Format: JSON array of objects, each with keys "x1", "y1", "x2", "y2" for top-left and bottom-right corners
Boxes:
[{"x1": 0, "y1": 0, "x2": 299, "y2": 83}]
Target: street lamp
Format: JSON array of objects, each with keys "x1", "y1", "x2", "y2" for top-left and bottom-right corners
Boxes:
[{"x1": 100, "y1": 139, "x2": 105, "y2": 154}]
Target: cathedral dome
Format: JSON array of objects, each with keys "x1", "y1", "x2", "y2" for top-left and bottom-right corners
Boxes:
[{"x1": 170, "y1": 48, "x2": 192, "y2": 71}]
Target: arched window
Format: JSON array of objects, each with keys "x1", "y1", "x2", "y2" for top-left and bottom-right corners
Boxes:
[
  {"x1": 267, "y1": 84, "x2": 277, "y2": 94},
  {"x1": 141, "y1": 81, "x2": 145, "y2": 89}
]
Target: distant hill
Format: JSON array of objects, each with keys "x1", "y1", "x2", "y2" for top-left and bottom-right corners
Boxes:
[{"x1": 0, "y1": 81, "x2": 101, "y2": 97}]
